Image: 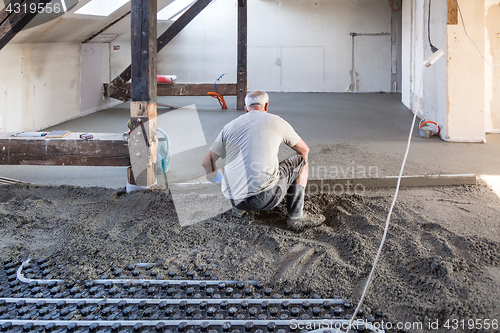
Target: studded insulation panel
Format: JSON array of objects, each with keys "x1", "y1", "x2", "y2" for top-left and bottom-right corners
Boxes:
[{"x1": 0, "y1": 259, "x2": 395, "y2": 333}]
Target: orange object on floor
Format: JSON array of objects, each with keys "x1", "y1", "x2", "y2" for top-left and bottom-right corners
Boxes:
[{"x1": 208, "y1": 92, "x2": 228, "y2": 109}]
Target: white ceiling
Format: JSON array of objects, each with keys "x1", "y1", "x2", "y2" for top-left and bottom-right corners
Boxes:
[{"x1": 7, "y1": 0, "x2": 175, "y2": 44}]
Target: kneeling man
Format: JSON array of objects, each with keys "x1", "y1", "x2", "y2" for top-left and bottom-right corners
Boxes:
[{"x1": 202, "y1": 91, "x2": 325, "y2": 231}]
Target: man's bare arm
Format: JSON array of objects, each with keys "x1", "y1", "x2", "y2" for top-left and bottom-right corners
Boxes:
[
  {"x1": 291, "y1": 139, "x2": 310, "y2": 160},
  {"x1": 201, "y1": 150, "x2": 221, "y2": 179}
]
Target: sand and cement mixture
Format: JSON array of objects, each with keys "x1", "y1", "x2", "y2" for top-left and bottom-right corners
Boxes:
[{"x1": 1, "y1": 181, "x2": 499, "y2": 331}]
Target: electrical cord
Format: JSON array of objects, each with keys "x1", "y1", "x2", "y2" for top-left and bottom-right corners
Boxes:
[
  {"x1": 427, "y1": 0, "x2": 438, "y2": 53},
  {"x1": 456, "y1": 0, "x2": 500, "y2": 67},
  {"x1": 345, "y1": 66, "x2": 426, "y2": 333},
  {"x1": 214, "y1": 73, "x2": 228, "y2": 92},
  {"x1": 344, "y1": 2, "x2": 495, "y2": 330}
]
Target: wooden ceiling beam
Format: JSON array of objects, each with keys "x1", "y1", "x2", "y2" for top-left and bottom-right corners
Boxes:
[
  {"x1": 0, "y1": 0, "x2": 23, "y2": 26},
  {"x1": 104, "y1": 83, "x2": 237, "y2": 100},
  {"x1": 0, "y1": 0, "x2": 50, "y2": 51}
]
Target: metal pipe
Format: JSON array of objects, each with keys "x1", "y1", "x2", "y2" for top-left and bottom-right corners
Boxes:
[
  {"x1": 0, "y1": 298, "x2": 345, "y2": 305},
  {"x1": 0, "y1": 176, "x2": 28, "y2": 185},
  {"x1": 351, "y1": 32, "x2": 391, "y2": 36},
  {"x1": 16, "y1": 259, "x2": 257, "y2": 286},
  {"x1": 0, "y1": 319, "x2": 344, "y2": 326},
  {"x1": 306, "y1": 330, "x2": 344, "y2": 333},
  {"x1": 0, "y1": 320, "x2": 383, "y2": 333},
  {"x1": 346, "y1": 32, "x2": 392, "y2": 92},
  {"x1": 92, "y1": 279, "x2": 258, "y2": 285},
  {"x1": 133, "y1": 263, "x2": 156, "y2": 268},
  {"x1": 16, "y1": 259, "x2": 64, "y2": 284}
]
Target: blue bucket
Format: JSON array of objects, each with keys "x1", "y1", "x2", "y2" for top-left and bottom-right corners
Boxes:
[{"x1": 156, "y1": 128, "x2": 171, "y2": 175}]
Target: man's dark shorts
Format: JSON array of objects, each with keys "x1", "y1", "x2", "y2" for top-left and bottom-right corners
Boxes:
[{"x1": 234, "y1": 155, "x2": 306, "y2": 211}]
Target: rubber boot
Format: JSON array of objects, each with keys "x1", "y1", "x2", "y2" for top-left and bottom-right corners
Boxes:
[{"x1": 286, "y1": 184, "x2": 325, "y2": 231}]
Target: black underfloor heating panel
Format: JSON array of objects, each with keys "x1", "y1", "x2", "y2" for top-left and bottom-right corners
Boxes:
[{"x1": 0, "y1": 258, "x2": 397, "y2": 333}]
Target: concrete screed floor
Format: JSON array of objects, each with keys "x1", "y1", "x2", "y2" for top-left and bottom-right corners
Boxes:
[{"x1": 1, "y1": 93, "x2": 499, "y2": 188}]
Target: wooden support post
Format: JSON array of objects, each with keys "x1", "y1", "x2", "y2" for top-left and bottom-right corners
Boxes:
[
  {"x1": 448, "y1": 0, "x2": 458, "y2": 25},
  {"x1": 128, "y1": 0, "x2": 157, "y2": 187},
  {"x1": 237, "y1": 0, "x2": 247, "y2": 110}
]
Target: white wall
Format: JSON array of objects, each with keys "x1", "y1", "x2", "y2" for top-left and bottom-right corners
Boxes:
[
  {"x1": 248, "y1": 0, "x2": 394, "y2": 92},
  {"x1": 0, "y1": 43, "x2": 82, "y2": 132},
  {"x1": 392, "y1": 7, "x2": 403, "y2": 91},
  {"x1": 424, "y1": 0, "x2": 447, "y2": 139},
  {"x1": 109, "y1": 41, "x2": 131, "y2": 81},
  {"x1": 0, "y1": 45, "x2": 23, "y2": 131},
  {"x1": 484, "y1": 0, "x2": 500, "y2": 133},
  {"x1": 403, "y1": 0, "x2": 499, "y2": 142},
  {"x1": 110, "y1": 1, "x2": 237, "y2": 85},
  {"x1": 402, "y1": 0, "x2": 447, "y2": 140},
  {"x1": 81, "y1": 43, "x2": 119, "y2": 115},
  {"x1": 447, "y1": 0, "x2": 485, "y2": 142},
  {"x1": 110, "y1": 0, "x2": 400, "y2": 93},
  {"x1": 401, "y1": 0, "x2": 411, "y2": 107}
]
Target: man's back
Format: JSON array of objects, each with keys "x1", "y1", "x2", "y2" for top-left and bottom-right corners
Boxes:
[
  {"x1": 210, "y1": 111, "x2": 300, "y2": 200},
  {"x1": 202, "y1": 90, "x2": 325, "y2": 230}
]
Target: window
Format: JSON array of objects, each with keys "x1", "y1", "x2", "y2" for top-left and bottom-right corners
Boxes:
[
  {"x1": 75, "y1": 0, "x2": 130, "y2": 17},
  {"x1": 157, "y1": 0, "x2": 195, "y2": 21}
]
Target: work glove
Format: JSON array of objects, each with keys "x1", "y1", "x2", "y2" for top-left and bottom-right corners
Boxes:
[{"x1": 209, "y1": 171, "x2": 223, "y2": 183}]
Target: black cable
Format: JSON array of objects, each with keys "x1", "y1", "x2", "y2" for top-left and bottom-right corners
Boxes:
[{"x1": 427, "y1": 0, "x2": 438, "y2": 53}]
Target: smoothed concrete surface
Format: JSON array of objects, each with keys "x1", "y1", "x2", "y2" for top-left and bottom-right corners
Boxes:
[{"x1": 1, "y1": 93, "x2": 499, "y2": 188}]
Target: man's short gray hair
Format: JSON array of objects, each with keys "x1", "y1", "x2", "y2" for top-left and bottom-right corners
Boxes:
[{"x1": 245, "y1": 91, "x2": 269, "y2": 107}]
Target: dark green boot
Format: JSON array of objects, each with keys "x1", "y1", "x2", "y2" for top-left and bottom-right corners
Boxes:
[{"x1": 286, "y1": 184, "x2": 325, "y2": 231}]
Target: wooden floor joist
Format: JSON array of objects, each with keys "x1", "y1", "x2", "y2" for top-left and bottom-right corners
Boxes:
[
  {"x1": 0, "y1": 176, "x2": 28, "y2": 185},
  {"x1": 0, "y1": 133, "x2": 129, "y2": 166}
]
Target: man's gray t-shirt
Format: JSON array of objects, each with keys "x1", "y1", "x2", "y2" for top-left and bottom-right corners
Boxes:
[{"x1": 210, "y1": 111, "x2": 301, "y2": 201}]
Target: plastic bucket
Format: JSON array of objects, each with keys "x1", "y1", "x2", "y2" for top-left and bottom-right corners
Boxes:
[{"x1": 156, "y1": 128, "x2": 171, "y2": 175}]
